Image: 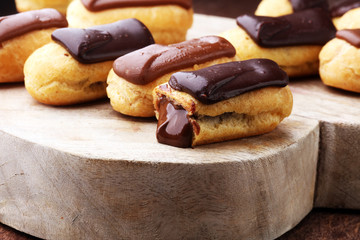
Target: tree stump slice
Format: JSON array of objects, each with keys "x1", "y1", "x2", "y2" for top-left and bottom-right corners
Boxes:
[
  {"x1": 290, "y1": 79, "x2": 360, "y2": 209},
  {"x1": 191, "y1": 14, "x2": 360, "y2": 210},
  {"x1": 0, "y1": 14, "x2": 359, "y2": 240},
  {"x1": 0, "y1": 82, "x2": 319, "y2": 240}
]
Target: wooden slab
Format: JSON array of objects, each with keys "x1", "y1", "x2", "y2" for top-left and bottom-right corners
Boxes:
[
  {"x1": 189, "y1": 14, "x2": 360, "y2": 210},
  {"x1": 0, "y1": 82, "x2": 319, "y2": 240},
  {"x1": 290, "y1": 79, "x2": 360, "y2": 209},
  {"x1": 0, "y1": 14, "x2": 358, "y2": 240}
]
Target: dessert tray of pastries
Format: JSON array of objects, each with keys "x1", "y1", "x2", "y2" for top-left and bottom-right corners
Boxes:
[{"x1": 0, "y1": 0, "x2": 359, "y2": 239}]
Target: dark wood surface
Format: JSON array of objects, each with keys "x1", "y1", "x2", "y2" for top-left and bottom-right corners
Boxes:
[
  {"x1": 1, "y1": 0, "x2": 359, "y2": 239},
  {"x1": 1, "y1": 208, "x2": 359, "y2": 240}
]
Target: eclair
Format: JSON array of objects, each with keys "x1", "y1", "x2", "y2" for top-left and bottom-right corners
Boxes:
[
  {"x1": 333, "y1": 0, "x2": 360, "y2": 30},
  {"x1": 15, "y1": 0, "x2": 73, "y2": 15},
  {"x1": 319, "y1": 28, "x2": 360, "y2": 93},
  {"x1": 66, "y1": 0, "x2": 193, "y2": 45},
  {"x1": 220, "y1": 8, "x2": 336, "y2": 77},
  {"x1": 0, "y1": 9, "x2": 68, "y2": 83},
  {"x1": 24, "y1": 18, "x2": 154, "y2": 105},
  {"x1": 153, "y1": 59, "x2": 293, "y2": 148},
  {"x1": 106, "y1": 36, "x2": 238, "y2": 117},
  {"x1": 255, "y1": 0, "x2": 329, "y2": 17}
]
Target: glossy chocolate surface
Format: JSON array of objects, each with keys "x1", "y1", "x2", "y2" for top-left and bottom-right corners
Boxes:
[
  {"x1": 236, "y1": 8, "x2": 336, "y2": 47},
  {"x1": 113, "y1": 36, "x2": 236, "y2": 85},
  {"x1": 330, "y1": 0, "x2": 360, "y2": 17},
  {"x1": 51, "y1": 18, "x2": 154, "y2": 64},
  {"x1": 336, "y1": 29, "x2": 360, "y2": 48},
  {"x1": 81, "y1": 0, "x2": 192, "y2": 11},
  {"x1": 169, "y1": 59, "x2": 288, "y2": 104},
  {"x1": 0, "y1": 8, "x2": 68, "y2": 43},
  {"x1": 156, "y1": 97, "x2": 193, "y2": 148},
  {"x1": 289, "y1": 0, "x2": 329, "y2": 12}
]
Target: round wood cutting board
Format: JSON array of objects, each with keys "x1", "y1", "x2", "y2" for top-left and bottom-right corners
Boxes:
[
  {"x1": 0, "y1": 81, "x2": 319, "y2": 240},
  {"x1": 0, "y1": 14, "x2": 359, "y2": 240}
]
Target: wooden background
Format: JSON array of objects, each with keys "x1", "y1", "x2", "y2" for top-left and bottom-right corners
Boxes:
[{"x1": 1, "y1": 0, "x2": 360, "y2": 239}]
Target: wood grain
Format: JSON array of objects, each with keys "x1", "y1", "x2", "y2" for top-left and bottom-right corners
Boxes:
[
  {"x1": 290, "y1": 79, "x2": 360, "y2": 209},
  {"x1": 278, "y1": 208, "x2": 360, "y2": 240},
  {"x1": 0, "y1": 13, "x2": 359, "y2": 240},
  {"x1": 189, "y1": 14, "x2": 360, "y2": 210},
  {"x1": 0, "y1": 81, "x2": 319, "y2": 240}
]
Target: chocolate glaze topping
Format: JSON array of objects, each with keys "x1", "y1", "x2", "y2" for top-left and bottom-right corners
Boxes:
[
  {"x1": 169, "y1": 59, "x2": 289, "y2": 105},
  {"x1": 289, "y1": 0, "x2": 329, "y2": 12},
  {"x1": 336, "y1": 29, "x2": 360, "y2": 48},
  {"x1": 156, "y1": 97, "x2": 193, "y2": 148},
  {"x1": 330, "y1": 0, "x2": 360, "y2": 17},
  {"x1": 51, "y1": 18, "x2": 154, "y2": 64},
  {"x1": 113, "y1": 36, "x2": 236, "y2": 85},
  {"x1": 81, "y1": 0, "x2": 192, "y2": 11},
  {"x1": 236, "y1": 8, "x2": 336, "y2": 47},
  {"x1": 0, "y1": 8, "x2": 68, "y2": 43}
]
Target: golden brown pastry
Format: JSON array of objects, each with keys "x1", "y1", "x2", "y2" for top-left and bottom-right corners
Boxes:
[
  {"x1": 220, "y1": 8, "x2": 336, "y2": 77},
  {"x1": 319, "y1": 29, "x2": 360, "y2": 93},
  {"x1": 335, "y1": 7, "x2": 360, "y2": 30},
  {"x1": 106, "y1": 36, "x2": 239, "y2": 118},
  {"x1": 15, "y1": 0, "x2": 73, "y2": 15},
  {"x1": 66, "y1": 0, "x2": 193, "y2": 45},
  {"x1": 24, "y1": 19, "x2": 155, "y2": 105},
  {"x1": 330, "y1": 0, "x2": 360, "y2": 29},
  {"x1": 255, "y1": 0, "x2": 329, "y2": 17},
  {"x1": 255, "y1": 0, "x2": 293, "y2": 17},
  {"x1": 0, "y1": 9, "x2": 68, "y2": 83},
  {"x1": 153, "y1": 59, "x2": 293, "y2": 148}
]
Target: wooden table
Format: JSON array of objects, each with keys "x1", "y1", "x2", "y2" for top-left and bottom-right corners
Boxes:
[{"x1": 1, "y1": 0, "x2": 359, "y2": 239}]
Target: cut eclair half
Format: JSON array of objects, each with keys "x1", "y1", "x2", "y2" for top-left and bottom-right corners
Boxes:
[{"x1": 153, "y1": 59, "x2": 293, "y2": 148}]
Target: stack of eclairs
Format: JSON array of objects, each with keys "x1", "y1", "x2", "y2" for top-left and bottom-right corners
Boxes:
[{"x1": 1, "y1": 0, "x2": 359, "y2": 148}]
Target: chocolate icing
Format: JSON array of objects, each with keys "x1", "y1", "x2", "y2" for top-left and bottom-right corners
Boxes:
[
  {"x1": 51, "y1": 18, "x2": 154, "y2": 64},
  {"x1": 236, "y1": 8, "x2": 336, "y2": 47},
  {"x1": 113, "y1": 36, "x2": 236, "y2": 85},
  {"x1": 289, "y1": 0, "x2": 329, "y2": 12},
  {"x1": 81, "y1": 0, "x2": 192, "y2": 11},
  {"x1": 169, "y1": 59, "x2": 289, "y2": 104},
  {"x1": 0, "y1": 8, "x2": 68, "y2": 43},
  {"x1": 330, "y1": 0, "x2": 360, "y2": 17},
  {"x1": 156, "y1": 97, "x2": 193, "y2": 148},
  {"x1": 336, "y1": 29, "x2": 360, "y2": 48}
]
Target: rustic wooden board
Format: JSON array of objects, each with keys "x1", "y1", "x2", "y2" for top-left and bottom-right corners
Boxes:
[
  {"x1": 0, "y1": 82, "x2": 319, "y2": 240},
  {"x1": 290, "y1": 79, "x2": 360, "y2": 209},
  {"x1": 0, "y1": 14, "x2": 358, "y2": 240},
  {"x1": 190, "y1": 14, "x2": 360, "y2": 210}
]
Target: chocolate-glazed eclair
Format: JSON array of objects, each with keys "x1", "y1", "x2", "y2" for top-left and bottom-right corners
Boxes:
[
  {"x1": 106, "y1": 36, "x2": 238, "y2": 117},
  {"x1": 24, "y1": 19, "x2": 154, "y2": 105},
  {"x1": 153, "y1": 59, "x2": 293, "y2": 148},
  {"x1": 319, "y1": 29, "x2": 360, "y2": 93},
  {"x1": 255, "y1": 0, "x2": 329, "y2": 17},
  {"x1": 0, "y1": 9, "x2": 68, "y2": 83},
  {"x1": 66, "y1": 0, "x2": 193, "y2": 45},
  {"x1": 333, "y1": 0, "x2": 360, "y2": 30},
  {"x1": 15, "y1": 0, "x2": 73, "y2": 15},
  {"x1": 220, "y1": 8, "x2": 336, "y2": 77}
]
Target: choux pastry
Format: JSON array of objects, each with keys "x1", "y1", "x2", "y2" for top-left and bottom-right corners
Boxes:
[
  {"x1": 153, "y1": 59, "x2": 293, "y2": 148},
  {"x1": 107, "y1": 36, "x2": 239, "y2": 117},
  {"x1": 67, "y1": 0, "x2": 193, "y2": 44},
  {"x1": 25, "y1": 19, "x2": 154, "y2": 105},
  {"x1": 0, "y1": 9, "x2": 68, "y2": 83}
]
